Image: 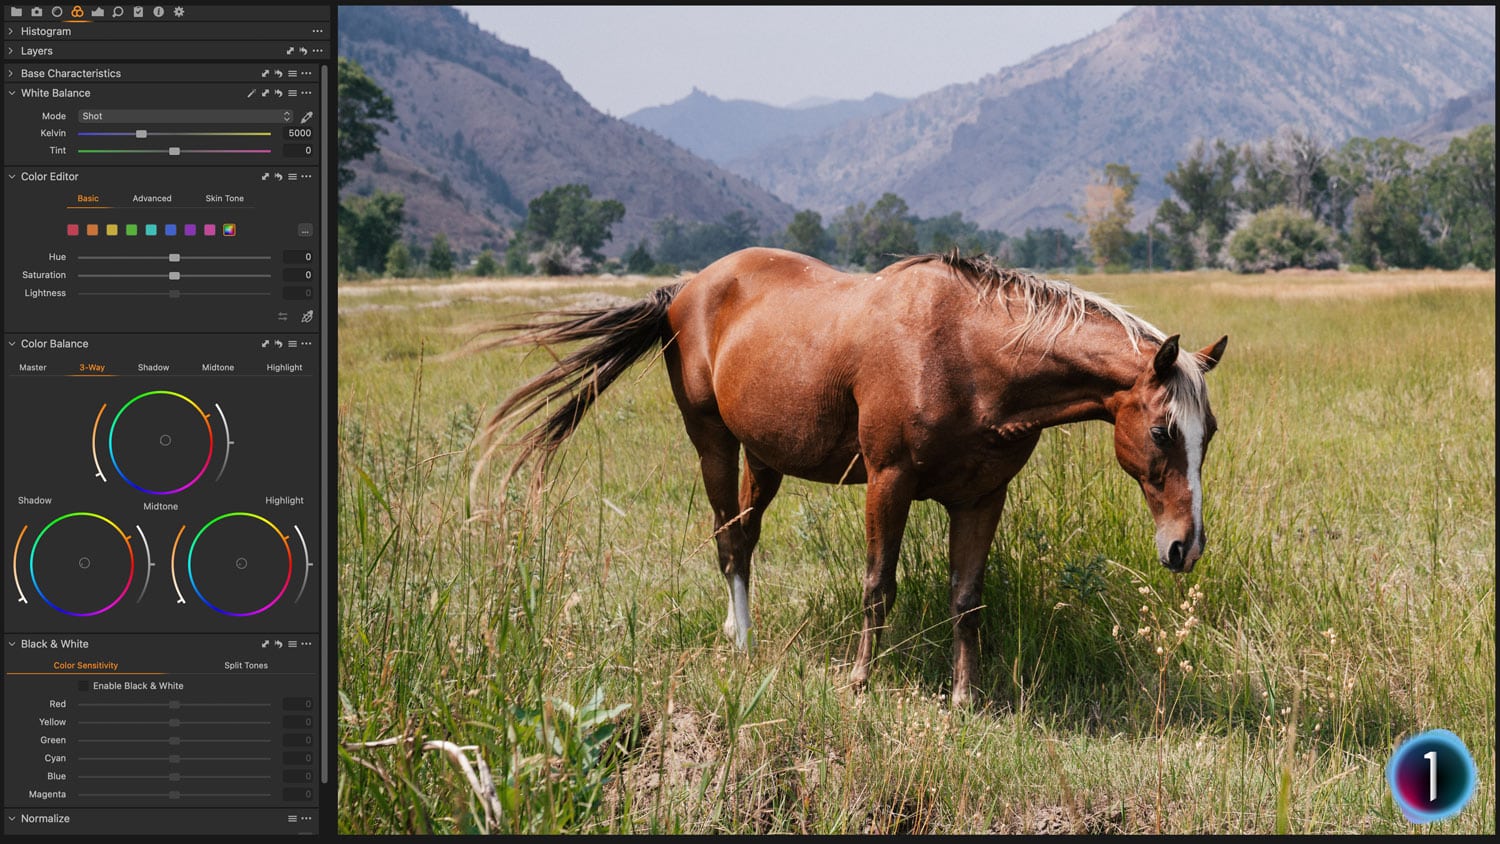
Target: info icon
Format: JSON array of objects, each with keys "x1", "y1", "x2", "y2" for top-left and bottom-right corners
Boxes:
[{"x1": 1386, "y1": 729, "x2": 1477, "y2": 823}]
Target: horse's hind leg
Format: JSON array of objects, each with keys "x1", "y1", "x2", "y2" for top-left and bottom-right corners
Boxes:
[
  {"x1": 685, "y1": 420, "x2": 778, "y2": 651},
  {"x1": 721, "y1": 453, "x2": 782, "y2": 646}
]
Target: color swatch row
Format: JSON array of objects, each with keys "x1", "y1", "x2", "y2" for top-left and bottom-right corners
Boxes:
[{"x1": 66, "y1": 223, "x2": 239, "y2": 237}]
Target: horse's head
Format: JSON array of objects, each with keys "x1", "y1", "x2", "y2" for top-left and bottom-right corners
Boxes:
[{"x1": 1111, "y1": 334, "x2": 1228, "y2": 573}]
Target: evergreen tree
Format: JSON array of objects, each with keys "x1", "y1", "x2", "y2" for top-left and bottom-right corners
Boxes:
[
  {"x1": 473, "y1": 248, "x2": 498, "y2": 277},
  {"x1": 861, "y1": 193, "x2": 918, "y2": 269},
  {"x1": 1328, "y1": 136, "x2": 1422, "y2": 235},
  {"x1": 428, "y1": 233, "x2": 453, "y2": 276},
  {"x1": 511, "y1": 184, "x2": 625, "y2": 270},
  {"x1": 504, "y1": 238, "x2": 533, "y2": 276},
  {"x1": 1002, "y1": 227, "x2": 1080, "y2": 270},
  {"x1": 625, "y1": 240, "x2": 654, "y2": 274},
  {"x1": 337, "y1": 58, "x2": 395, "y2": 191},
  {"x1": 1346, "y1": 181, "x2": 1428, "y2": 269},
  {"x1": 338, "y1": 192, "x2": 405, "y2": 275},
  {"x1": 1423, "y1": 124, "x2": 1495, "y2": 269},
  {"x1": 784, "y1": 210, "x2": 831, "y2": 259},
  {"x1": 1158, "y1": 139, "x2": 1239, "y2": 268},
  {"x1": 384, "y1": 240, "x2": 412, "y2": 277},
  {"x1": 830, "y1": 201, "x2": 869, "y2": 268}
]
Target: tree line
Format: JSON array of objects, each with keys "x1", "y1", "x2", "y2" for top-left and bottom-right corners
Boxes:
[
  {"x1": 453, "y1": 121, "x2": 1492, "y2": 278},
  {"x1": 478, "y1": 187, "x2": 1082, "y2": 278},
  {"x1": 1143, "y1": 124, "x2": 1494, "y2": 272},
  {"x1": 338, "y1": 58, "x2": 1493, "y2": 278}
]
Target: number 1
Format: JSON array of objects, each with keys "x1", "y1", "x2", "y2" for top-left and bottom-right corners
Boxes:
[{"x1": 1424, "y1": 750, "x2": 1437, "y2": 802}]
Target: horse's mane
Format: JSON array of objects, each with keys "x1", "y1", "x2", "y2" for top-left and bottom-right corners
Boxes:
[
  {"x1": 888, "y1": 251, "x2": 1209, "y2": 427},
  {"x1": 889, "y1": 251, "x2": 1163, "y2": 349}
]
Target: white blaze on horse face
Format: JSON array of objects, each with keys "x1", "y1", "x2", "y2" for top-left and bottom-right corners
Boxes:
[
  {"x1": 1178, "y1": 410, "x2": 1206, "y2": 559},
  {"x1": 723, "y1": 574, "x2": 751, "y2": 651}
]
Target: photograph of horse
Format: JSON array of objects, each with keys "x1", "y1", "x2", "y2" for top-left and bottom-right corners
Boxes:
[
  {"x1": 335, "y1": 6, "x2": 1493, "y2": 834},
  {"x1": 466, "y1": 248, "x2": 1227, "y2": 706}
]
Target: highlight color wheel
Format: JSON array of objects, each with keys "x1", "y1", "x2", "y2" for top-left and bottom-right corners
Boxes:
[{"x1": 186, "y1": 512, "x2": 293, "y2": 617}]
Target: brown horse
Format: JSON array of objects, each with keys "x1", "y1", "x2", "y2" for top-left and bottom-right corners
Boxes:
[{"x1": 468, "y1": 248, "x2": 1227, "y2": 706}]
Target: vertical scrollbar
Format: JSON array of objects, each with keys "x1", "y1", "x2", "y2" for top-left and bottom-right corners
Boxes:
[{"x1": 319, "y1": 60, "x2": 330, "y2": 789}]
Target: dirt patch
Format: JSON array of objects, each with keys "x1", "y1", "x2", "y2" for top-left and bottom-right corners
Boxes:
[
  {"x1": 990, "y1": 798, "x2": 1132, "y2": 834},
  {"x1": 608, "y1": 707, "x2": 725, "y2": 818},
  {"x1": 985, "y1": 792, "x2": 1248, "y2": 834},
  {"x1": 863, "y1": 793, "x2": 942, "y2": 834},
  {"x1": 604, "y1": 706, "x2": 846, "y2": 833},
  {"x1": 1206, "y1": 270, "x2": 1493, "y2": 301}
]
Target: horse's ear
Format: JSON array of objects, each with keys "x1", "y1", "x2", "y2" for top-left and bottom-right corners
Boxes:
[
  {"x1": 1197, "y1": 335, "x2": 1229, "y2": 373},
  {"x1": 1152, "y1": 334, "x2": 1180, "y2": 380}
]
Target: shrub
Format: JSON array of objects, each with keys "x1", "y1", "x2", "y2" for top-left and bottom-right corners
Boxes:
[
  {"x1": 383, "y1": 240, "x2": 412, "y2": 278},
  {"x1": 428, "y1": 233, "x2": 454, "y2": 277},
  {"x1": 1225, "y1": 206, "x2": 1340, "y2": 273},
  {"x1": 473, "y1": 249, "x2": 498, "y2": 277},
  {"x1": 530, "y1": 243, "x2": 588, "y2": 276}
]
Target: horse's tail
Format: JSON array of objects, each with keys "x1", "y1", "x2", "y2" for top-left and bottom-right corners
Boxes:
[{"x1": 465, "y1": 281, "x2": 685, "y2": 507}]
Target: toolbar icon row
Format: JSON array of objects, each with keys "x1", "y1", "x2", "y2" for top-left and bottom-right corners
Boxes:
[{"x1": 14, "y1": 5, "x2": 178, "y2": 17}]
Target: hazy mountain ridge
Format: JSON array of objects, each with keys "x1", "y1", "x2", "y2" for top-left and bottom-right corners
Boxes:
[
  {"x1": 1399, "y1": 79, "x2": 1496, "y2": 151},
  {"x1": 624, "y1": 89, "x2": 907, "y2": 166},
  {"x1": 337, "y1": 6, "x2": 796, "y2": 257},
  {"x1": 730, "y1": 5, "x2": 1496, "y2": 233}
]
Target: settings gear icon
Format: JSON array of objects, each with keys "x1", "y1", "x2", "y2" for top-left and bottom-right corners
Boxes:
[{"x1": 172, "y1": 5, "x2": 183, "y2": 16}]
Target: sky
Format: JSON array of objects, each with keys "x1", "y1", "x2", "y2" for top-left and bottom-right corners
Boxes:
[{"x1": 454, "y1": 6, "x2": 1132, "y2": 116}]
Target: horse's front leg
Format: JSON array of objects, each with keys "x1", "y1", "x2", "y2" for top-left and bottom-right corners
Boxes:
[
  {"x1": 850, "y1": 466, "x2": 915, "y2": 692},
  {"x1": 945, "y1": 486, "x2": 1008, "y2": 707}
]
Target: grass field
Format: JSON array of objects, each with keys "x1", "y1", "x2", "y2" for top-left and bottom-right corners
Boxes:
[{"x1": 335, "y1": 267, "x2": 1494, "y2": 834}]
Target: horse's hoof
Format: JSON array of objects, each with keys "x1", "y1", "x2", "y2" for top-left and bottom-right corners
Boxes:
[{"x1": 721, "y1": 621, "x2": 745, "y2": 649}]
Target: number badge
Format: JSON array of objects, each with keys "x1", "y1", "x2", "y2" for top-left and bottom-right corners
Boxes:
[{"x1": 1387, "y1": 729, "x2": 1477, "y2": 823}]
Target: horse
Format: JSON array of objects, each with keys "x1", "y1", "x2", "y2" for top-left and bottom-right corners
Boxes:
[{"x1": 466, "y1": 247, "x2": 1227, "y2": 706}]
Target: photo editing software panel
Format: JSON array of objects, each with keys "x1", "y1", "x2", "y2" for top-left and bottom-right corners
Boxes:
[{"x1": 4, "y1": 6, "x2": 332, "y2": 836}]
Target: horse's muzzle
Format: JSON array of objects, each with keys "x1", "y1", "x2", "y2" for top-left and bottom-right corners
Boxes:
[
  {"x1": 1161, "y1": 535, "x2": 1202, "y2": 573},
  {"x1": 1164, "y1": 540, "x2": 1187, "y2": 572}
]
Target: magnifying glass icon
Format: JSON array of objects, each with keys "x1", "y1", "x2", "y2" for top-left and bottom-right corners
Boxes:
[{"x1": 111, "y1": 4, "x2": 122, "y2": 15}]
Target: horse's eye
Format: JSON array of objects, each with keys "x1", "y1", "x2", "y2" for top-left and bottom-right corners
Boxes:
[{"x1": 1150, "y1": 426, "x2": 1173, "y2": 447}]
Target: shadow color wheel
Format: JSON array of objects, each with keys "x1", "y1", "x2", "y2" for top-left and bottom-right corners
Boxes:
[{"x1": 28, "y1": 512, "x2": 135, "y2": 617}]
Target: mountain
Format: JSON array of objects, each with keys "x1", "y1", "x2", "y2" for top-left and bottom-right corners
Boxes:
[
  {"x1": 336, "y1": 6, "x2": 796, "y2": 258},
  {"x1": 785, "y1": 96, "x2": 839, "y2": 110},
  {"x1": 1399, "y1": 80, "x2": 1496, "y2": 152},
  {"x1": 624, "y1": 89, "x2": 907, "y2": 166},
  {"x1": 729, "y1": 5, "x2": 1496, "y2": 233}
]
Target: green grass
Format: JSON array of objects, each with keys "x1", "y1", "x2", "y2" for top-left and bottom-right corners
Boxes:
[{"x1": 335, "y1": 270, "x2": 1495, "y2": 834}]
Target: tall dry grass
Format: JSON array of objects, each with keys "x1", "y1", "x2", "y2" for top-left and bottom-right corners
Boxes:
[{"x1": 336, "y1": 269, "x2": 1494, "y2": 834}]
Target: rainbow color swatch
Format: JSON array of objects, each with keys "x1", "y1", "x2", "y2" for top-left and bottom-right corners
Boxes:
[{"x1": 69, "y1": 222, "x2": 238, "y2": 237}]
